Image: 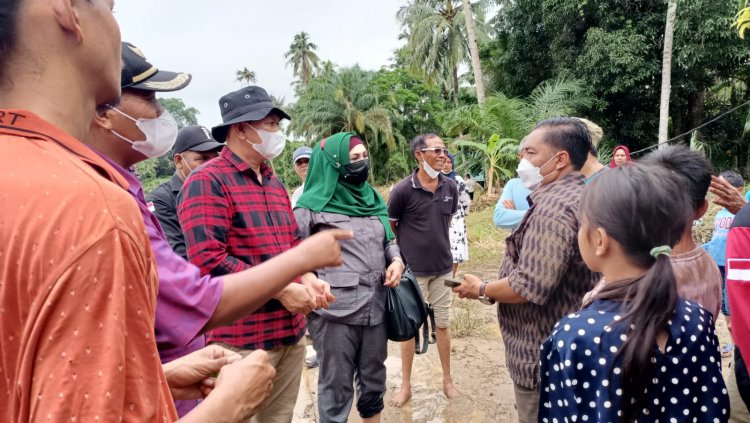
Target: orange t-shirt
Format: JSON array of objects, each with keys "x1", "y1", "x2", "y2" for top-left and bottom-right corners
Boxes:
[{"x1": 0, "y1": 110, "x2": 177, "y2": 422}]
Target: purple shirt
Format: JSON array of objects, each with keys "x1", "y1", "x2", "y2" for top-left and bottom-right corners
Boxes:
[{"x1": 97, "y1": 155, "x2": 224, "y2": 364}]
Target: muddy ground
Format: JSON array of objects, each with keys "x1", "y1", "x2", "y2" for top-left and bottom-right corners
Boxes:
[{"x1": 291, "y1": 259, "x2": 733, "y2": 423}]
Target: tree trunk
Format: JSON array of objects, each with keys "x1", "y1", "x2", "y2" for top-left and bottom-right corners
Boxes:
[
  {"x1": 486, "y1": 165, "x2": 495, "y2": 196},
  {"x1": 452, "y1": 65, "x2": 460, "y2": 106},
  {"x1": 658, "y1": 0, "x2": 678, "y2": 149},
  {"x1": 671, "y1": 109, "x2": 685, "y2": 144},
  {"x1": 688, "y1": 90, "x2": 706, "y2": 141},
  {"x1": 462, "y1": 0, "x2": 486, "y2": 105}
]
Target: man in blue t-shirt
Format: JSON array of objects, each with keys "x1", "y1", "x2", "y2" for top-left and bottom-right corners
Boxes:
[
  {"x1": 493, "y1": 178, "x2": 531, "y2": 230},
  {"x1": 494, "y1": 140, "x2": 532, "y2": 230},
  {"x1": 704, "y1": 170, "x2": 746, "y2": 356}
]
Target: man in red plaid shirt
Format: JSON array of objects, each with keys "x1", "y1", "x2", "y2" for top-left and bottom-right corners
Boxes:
[{"x1": 178, "y1": 86, "x2": 334, "y2": 423}]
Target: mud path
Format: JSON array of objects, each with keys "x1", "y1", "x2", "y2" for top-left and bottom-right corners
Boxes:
[{"x1": 291, "y1": 264, "x2": 733, "y2": 422}]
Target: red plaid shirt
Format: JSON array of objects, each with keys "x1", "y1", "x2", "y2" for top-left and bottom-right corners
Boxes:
[{"x1": 177, "y1": 147, "x2": 305, "y2": 350}]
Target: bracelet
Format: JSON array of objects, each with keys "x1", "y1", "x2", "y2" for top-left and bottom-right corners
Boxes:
[{"x1": 392, "y1": 257, "x2": 404, "y2": 266}]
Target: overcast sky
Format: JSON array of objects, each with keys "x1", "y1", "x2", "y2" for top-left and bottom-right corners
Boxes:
[{"x1": 116, "y1": 0, "x2": 406, "y2": 127}]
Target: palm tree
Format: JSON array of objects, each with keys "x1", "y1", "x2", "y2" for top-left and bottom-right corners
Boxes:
[
  {"x1": 462, "y1": 0, "x2": 486, "y2": 104},
  {"x1": 285, "y1": 32, "x2": 321, "y2": 86},
  {"x1": 397, "y1": 0, "x2": 490, "y2": 105},
  {"x1": 657, "y1": 0, "x2": 677, "y2": 150},
  {"x1": 270, "y1": 95, "x2": 286, "y2": 108},
  {"x1": 442, "y1": 78, "x2": 592, "y2": 194},
  {"x1": 235, "y1": 67, "x2": 256, "y2": 86},
  {"x1": 289, "y1": 66, "x2": 398, "y2": 179}
]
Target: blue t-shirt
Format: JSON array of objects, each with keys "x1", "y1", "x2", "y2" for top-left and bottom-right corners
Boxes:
[
  {"x1": 493, "y1": 178, "x2": 532, "y2": 230},
  {"x1": 702, "y1": 208, "x2": 735, "y2": 267},
  {"x1": 539, "y1": 298, "x2": 729, "y2": 423}
]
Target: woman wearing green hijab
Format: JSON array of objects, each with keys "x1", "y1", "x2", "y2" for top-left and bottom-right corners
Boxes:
[{"x1": 294, "y1": 132, "x2": 404, "y2": 423}]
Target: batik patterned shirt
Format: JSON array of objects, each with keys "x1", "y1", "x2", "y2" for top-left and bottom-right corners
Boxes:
[{"x1": 497, "y1": 173, "x2": 600, "y2": 388}]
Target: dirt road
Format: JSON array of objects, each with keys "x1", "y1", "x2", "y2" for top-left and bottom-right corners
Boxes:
[{"x1": 291, "y1": 261, "x2": 733, "y2": 422}]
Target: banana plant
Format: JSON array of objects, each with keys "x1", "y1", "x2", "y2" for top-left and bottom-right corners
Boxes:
[
  {"x1": 456, "y1": 134, "x2": 519, "y2": 196},
  {"x1": 733, "y1": 0, "x2": 750, "y2": 39}
]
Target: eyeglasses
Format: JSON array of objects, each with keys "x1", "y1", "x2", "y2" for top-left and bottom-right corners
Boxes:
[{"x1": 421, "y1": 148, "x2": 450, "y2": 156}]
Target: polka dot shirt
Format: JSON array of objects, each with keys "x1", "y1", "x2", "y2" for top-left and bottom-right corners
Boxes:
[{"x1": 539, "y1": 298, "x2": 729, "y2": 422}]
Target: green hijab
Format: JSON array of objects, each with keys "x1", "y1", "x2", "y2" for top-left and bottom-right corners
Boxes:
[{"x1": 295, "y1": 132, "x2": 395, "y2": 240}]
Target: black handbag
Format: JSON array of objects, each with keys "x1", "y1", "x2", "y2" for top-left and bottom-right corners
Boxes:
[{"x1": 385, "y1": 270, "x2": 437, "y2": 354}]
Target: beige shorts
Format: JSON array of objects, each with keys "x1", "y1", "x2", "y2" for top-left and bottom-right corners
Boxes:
[{"x1": 415, "y1": 272, "x2": 453, "y2": 328}]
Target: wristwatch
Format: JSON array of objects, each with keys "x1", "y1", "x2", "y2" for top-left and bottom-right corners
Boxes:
[{"x1": 479, "y1": 282, "x2": 495, "y2": 305}]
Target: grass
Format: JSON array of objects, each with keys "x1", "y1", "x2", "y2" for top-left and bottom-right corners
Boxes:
[
  {"x1": 449, "y1": 198, "x2": 510, "y2": 338},
  {"x1": 451, "y1": 297, "x2": 494, "y2": 337},
  {"x1": 466, "y1": 203, "x2": 509, "y2": 269}
]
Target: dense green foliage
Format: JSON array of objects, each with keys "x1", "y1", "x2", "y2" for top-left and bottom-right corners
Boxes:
[
  {"x1": 486, "y1": 0, "x2": 750, "y2": 172},
  {"x1": 143, "y1": 0, "x2": 750, "y2": 192},
  {"x1": 442, "y1": 78, "x2": 593, "y2": 190}
]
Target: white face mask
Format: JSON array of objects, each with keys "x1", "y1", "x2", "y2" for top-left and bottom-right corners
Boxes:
[
  {"x1": 516, "y1": 154, "x2": 559, "y2": 190},
  {"x1": 422, "y1": 159, "x2": 441, "y2": 179},
  {"x1": 245, "y1": 124, "x2": 286, "y2": 160},
  {"x1": 110, "y1": 108, "x2": 179, "y2": 159},
  {"x1": 177, "y1": 154, "x2": 192, "y2": 180}
]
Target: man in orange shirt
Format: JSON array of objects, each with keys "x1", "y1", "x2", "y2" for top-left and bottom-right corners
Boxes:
[{"x1": 0, "y1": 1, "x2": 349, "y2": 422}]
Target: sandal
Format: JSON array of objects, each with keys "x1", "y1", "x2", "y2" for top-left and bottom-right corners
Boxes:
[{"x1": 721, "y1": 343, "x2": 734, "y2": 358}]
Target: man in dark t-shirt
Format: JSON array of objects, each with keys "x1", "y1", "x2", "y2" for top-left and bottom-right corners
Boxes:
[{"x1": 388, "y1": 133, "x2": 459, "y2": 407}]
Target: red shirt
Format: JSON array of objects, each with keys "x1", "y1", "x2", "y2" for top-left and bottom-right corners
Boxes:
[
  {"x1": 0, "y1": 110, "x2": 176, "y2": 422},
  {"x1": 178, "y1": 147, "x2": 305, "y2": 350},
  {"x1": 727, "y1": 204, "x2": 750, "y2": 358}
]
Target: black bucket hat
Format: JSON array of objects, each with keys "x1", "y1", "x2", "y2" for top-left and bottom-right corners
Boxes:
[
  {"x1": 211, "y1": 86, "x2": 291, "y2": 142},
  {"x1": 121, "y1": 42, "x2": 192, "y2": 92}
]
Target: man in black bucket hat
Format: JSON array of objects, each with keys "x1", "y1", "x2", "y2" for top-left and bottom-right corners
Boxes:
[
  {"x1": 211, "y1": 86, "x2": 291, "y2": 142},
  {"x1": 178, "y1": 86, "x2": 335, "y2": 423}
]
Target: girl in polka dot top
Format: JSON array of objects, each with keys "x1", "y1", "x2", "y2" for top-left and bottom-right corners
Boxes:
[{"x1": 539, "y1": 164, "x2": 729, "y2": 423}]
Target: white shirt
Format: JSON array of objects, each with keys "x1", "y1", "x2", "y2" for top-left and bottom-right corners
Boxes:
[{"x1": 291, "y1": 184, "x2": 304, "y2": 208}]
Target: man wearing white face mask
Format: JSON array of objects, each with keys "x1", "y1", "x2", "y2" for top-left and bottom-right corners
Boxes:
[
  {"x1": 148, "y1": 125, "x2": 223, "y2": 259},
  {"x1": 179, "y1": 85, "x2": 336, "y2": 423},
  {"x1": 388, "y1": 133, "x2": 460, "y2": 407},
  {"x1": 452, "y1": 117, "x2": 600, "y2": 423},
  {"x1": 86, "y1": 45, "x2": 350, "y2": 419}
]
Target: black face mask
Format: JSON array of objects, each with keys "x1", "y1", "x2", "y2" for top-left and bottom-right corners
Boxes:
[{"x1": 342, "y1": 159, "x2": 370, "y2": 185}]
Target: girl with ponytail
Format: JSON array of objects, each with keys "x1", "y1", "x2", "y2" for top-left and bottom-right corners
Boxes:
[{"x1": 538, "y1": 164, "x2": 729, "y2": 422}]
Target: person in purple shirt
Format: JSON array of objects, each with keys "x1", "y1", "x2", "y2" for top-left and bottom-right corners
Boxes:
[{"x1": 84, "y1": 42, "x2": 348, "y2": 417}]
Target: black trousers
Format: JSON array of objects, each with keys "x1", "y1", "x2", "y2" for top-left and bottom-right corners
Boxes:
[{"x1": 736, "y1": 346, "x2": 750, "y2": 411}]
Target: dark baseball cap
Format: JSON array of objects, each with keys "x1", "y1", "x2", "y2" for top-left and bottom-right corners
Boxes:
[
  {"x1": 211, "y1": 86, "x2": 291, "y2": 142},
  {"x1": 173, "y1": 125, "x2": 224, "y2": 155},
  {"x1": 121, "y1": 42, "x2": 192, "y2": 92}
]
